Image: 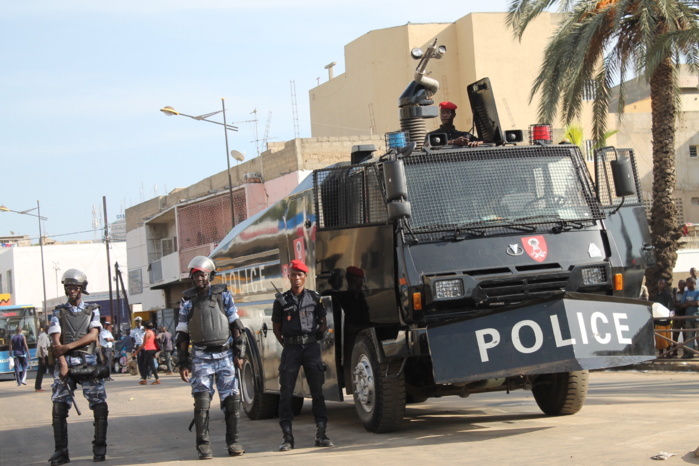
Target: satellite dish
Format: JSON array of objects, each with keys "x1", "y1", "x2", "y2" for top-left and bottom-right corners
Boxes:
[{"x1": 230, "y1": 150, "x2": 245, "y2": 162}]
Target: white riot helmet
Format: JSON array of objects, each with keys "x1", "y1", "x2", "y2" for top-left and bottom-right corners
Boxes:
[
  {"x1": 188, "y1": 256, "x2": 216, "y2": 280},
  {"x1": 62, "y1": 268, "x2": 90, "y2": 295}
]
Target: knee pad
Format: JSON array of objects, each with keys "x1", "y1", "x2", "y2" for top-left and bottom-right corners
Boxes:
[{"x1": 194, "y1": 392, "x2": 211, "y2": 411}]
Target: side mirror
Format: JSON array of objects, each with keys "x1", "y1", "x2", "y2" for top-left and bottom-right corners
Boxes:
[
  {"x1": 610, "y1": 157, "x2": 636, "y2": 197},
  {"x1": 383, "y1": 160, "x2": 412, "y2": 221}
]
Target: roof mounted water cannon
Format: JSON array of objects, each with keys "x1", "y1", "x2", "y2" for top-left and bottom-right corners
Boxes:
[{"x1": 398, "y1": 39, "x2": 445, "y2": 150}]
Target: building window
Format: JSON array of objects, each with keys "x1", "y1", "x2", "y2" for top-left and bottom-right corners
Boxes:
[
  {"x1": 585, "y1": 139, "x2": 595, "y2": 162},
  {"x1": 0, "y1": 274, "x2": 3, "y2": 293},
  {"x1": 582, "y1": 81, "x2": 596, "y2": 101},
  {"x1": 128, "y1": 269, "x2": 143, "y2": 295},
  {"x1": 7, "y1": 271, "x2": 12, "y2": 295},
  {"x1": 690, "y1": 145, "x2": 698, "y2": 158}
]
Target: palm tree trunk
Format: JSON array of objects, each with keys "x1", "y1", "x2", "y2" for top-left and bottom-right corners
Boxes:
[{"x1": 645, "y1": 56, "x2": 681, "y2": 295}]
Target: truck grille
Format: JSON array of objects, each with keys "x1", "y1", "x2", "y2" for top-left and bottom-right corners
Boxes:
[{"x1": 478, "y1": 272, "x2": 569, "y2": 303}]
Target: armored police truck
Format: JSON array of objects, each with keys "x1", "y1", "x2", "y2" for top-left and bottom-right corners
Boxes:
[{"x1": 209, "y1": 40, "x2": 655, "y2": 433}]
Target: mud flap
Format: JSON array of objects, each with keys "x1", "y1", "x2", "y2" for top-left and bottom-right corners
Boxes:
[{"x1": 427, "y1": 292, "x2": 654, "y2": 384}]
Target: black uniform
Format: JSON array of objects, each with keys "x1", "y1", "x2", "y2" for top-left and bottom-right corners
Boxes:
[{"x1": 272, "y1": 288, "x2": 327, "y2": 426}]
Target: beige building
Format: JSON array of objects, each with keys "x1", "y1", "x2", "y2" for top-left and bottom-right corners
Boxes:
[
  {"x1": 309, "y1": 12, "x2": 698, "y2": 225},
  {"x1": 125, "y1": 135, "x2": 382, "y2": 316},
  {"x1": 610, "y1": 66, "x2": 699, "y2": 225},
  {"x1": 310, "y1": 13, "x2": 564, "y2": 141}
]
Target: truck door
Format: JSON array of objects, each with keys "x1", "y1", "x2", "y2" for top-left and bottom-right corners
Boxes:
[{"x1": 595, "y1": 148, "x2": 654, "y2": 298}]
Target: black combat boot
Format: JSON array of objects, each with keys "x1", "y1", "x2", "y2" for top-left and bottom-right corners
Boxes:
[
  {"x1": 315, "y1": 420, "x2": 334, "y2": 447},
  {"x1": 278, "y1": 423, "x2": 294, "y2": 452},
  {"x1": 194, "y1": 392, "x2": 213, "y2": 460},
  {"x1": 48, "y1": 402, "x2": 70, "y2": 466},
  {"x1": 222, "y1": 395, "x2": 245, "y2": 456},
  {"x1": 92, "y1": 403, "x2": 108, "y2": 462}
]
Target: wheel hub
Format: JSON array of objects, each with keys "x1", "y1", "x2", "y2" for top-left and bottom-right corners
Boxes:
[
  {"x1": 353, "y1": 355, "x2": 375, "y2": 413},
  {"x1": 241, "y1": 361, "x2": 254, "y2": 405}
]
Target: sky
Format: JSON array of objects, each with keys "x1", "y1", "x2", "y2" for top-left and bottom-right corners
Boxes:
[{"x1": 1, "y1": 0, "x2": 511, "y2": 243}]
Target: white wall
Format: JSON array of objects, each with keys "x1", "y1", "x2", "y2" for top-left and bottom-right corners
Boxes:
[
  {"x1": 126, "y1": 226, "x2": 166, "y2": 312},
  {"x1": 0, "y1": 242, "x2": 127, "y2": 315}
]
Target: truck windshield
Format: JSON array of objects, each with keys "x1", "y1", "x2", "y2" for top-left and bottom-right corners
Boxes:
[{"x1": 403, "y1": 145, "x2": 603, "y2": 238}]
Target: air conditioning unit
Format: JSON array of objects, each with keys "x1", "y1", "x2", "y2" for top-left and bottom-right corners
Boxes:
[{"x1": 161, "y1": 237, "x2": 176, "y2": 256}]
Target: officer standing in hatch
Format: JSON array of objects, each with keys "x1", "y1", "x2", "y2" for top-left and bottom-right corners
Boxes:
[
  {"x1": 426, "y1": 101, "x2": 482, "y2": 147},
  {"x1": 176, "y1": 256, "x2": 245, "y2": 460},
  {"x1": 48, "y1": 269, "x2": 108, "y2": 465},
  {"x1": 272, "y1": 259, "x2": 333, "y2": 451}
]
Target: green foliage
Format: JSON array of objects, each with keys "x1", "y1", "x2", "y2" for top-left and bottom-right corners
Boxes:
[{"x1": 506, "y1": 0, "x2": 699, "y2": 145}]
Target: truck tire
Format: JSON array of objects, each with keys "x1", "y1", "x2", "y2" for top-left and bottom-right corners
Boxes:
[
  {"x1": 351, "y1": 333, "x2": 406, "y2": 433},
  {"x1": 532, "y1": 370, "x2": 588, "y2": 416},
  {"x1": 241, "y1": 357, "x2": 278, "y2": 420}
]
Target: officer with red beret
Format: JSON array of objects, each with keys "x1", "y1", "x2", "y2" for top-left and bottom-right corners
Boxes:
[
  {"x1": 272, "y1": 260, "x2": 333, "y2": 451},
  {"x1": 427, "y1": 101, "x2": 482, "y2": 147}
]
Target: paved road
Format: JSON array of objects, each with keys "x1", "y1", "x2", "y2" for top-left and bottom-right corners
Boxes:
[{"x1": 2, "y1": 370, "x2": 699, "y2": 465}]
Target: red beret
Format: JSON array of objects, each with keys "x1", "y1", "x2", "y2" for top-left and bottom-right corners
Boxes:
[
  {"x1": 439, "y1": 101, "x2": 457, "y2": 110},
  {"x1": 289, "y1": 260, "x2": 309, "y2": 274},
  {"x1": 346, "y1": 266, "x2": 364, "y2": 278}
]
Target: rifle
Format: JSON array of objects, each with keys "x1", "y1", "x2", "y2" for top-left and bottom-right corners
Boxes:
[{"x1": 272, "y1": 282, "x2": 290, "y2": 307}]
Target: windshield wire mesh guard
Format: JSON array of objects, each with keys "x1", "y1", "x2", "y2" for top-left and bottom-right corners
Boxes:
[
  {"x1": 314, "y1": 164, "x2": 388, "y2": 229},
  {"x1": 314, "y1": 145, "x2": 605, "y2": 239}
]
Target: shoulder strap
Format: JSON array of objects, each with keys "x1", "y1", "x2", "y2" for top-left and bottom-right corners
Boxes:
[{"x1": 183, "y1": 287, "x2": 197, "y2": 300}]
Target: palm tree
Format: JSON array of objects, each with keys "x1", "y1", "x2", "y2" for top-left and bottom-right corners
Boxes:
[{"x1": 506, "y1": 0, "x2": 699, "y2": 293}]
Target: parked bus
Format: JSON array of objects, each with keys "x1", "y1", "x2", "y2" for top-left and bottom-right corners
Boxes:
[{"x1": 0, "y1": 305, "x2": 40, "y2": 375}]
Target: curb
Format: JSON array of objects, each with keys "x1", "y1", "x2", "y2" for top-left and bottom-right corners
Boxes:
[{"x1": 606, "y1": 360, "x2": 699, "y2": 373}]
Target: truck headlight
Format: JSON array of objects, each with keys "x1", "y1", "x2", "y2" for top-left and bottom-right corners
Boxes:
[
  {"x1": 581, "y1": 267, "x2": 606, "y2": 285},
  {"x1": 435, "y1": 279, "x2": 464, "y2": 299}
]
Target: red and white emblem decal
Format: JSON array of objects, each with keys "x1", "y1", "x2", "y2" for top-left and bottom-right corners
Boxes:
[{"x1": 521, "y1": 236, "x2": 548, "y2": 262}]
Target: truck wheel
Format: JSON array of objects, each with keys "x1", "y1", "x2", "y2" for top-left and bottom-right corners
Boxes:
[
  {"x1": 292, "y1": 396, "x2": 304, "y2": 415},
  {"x1": 351, "y1": 333, "x2": 406, "y2": 433},
  {"x1": 532, "y1": 370, "x2": 588, "y2": 416},
  {"x1": 241, "y1": 357, "x2": 278, "y2": 420}
]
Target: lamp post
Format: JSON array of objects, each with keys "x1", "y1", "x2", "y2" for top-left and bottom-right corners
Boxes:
[
  {"x1": 160, "y1": 101, "x2": 242, "y2": 228},
  {"x1": 0, "y1": 201, "x2": 49, "y2": 322}
]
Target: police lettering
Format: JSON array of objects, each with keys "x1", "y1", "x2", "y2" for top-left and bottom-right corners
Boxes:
[{"x1": 475, "y1": 312, "x2": 632, "y2": 362}]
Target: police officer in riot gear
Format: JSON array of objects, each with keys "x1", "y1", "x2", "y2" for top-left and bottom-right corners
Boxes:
[
  {"x1": 272, "y1": 260, "x2": 333, "y2": 451},
  {"x1": 176, "y1": 256, "x2": 245, "y2": 459},
  {"x1": 48, "y1": 269, "x2": 109, "y2": 465}
]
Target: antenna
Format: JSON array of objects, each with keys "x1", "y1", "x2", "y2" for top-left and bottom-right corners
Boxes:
[
  {"x1": 290, "y1": 81, "x2": 300, "y2": 139},
  {"x1": 262, "y1": 111, "x2": 272, "y2": 151},
  {"x1": 92, "y1": 205, "x2": 99, "y2": 240},
  {"x1": 250, "y1": 108, "x2": 260, "y2": 157}
]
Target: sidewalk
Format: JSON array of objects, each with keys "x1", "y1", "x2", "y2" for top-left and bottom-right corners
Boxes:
[{"x1": 617, "y1": 357, "x2": 699, "y2": 373}]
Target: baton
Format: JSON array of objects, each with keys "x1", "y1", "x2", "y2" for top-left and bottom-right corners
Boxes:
[{"x1": 65, "y1": 379, "x2": 82, "y2": 416}]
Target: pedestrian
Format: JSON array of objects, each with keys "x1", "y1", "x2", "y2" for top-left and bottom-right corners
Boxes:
[
  {"x1": 134, "y1": 321, "x2": 160, "y2": 385},
  {"x1": 681, "y1": 277, "x2": 699, "y2": 358},
  {"x1": 99, "y1": 322, "x2": 115, "y2": 381},
  {"x1": 35, "y1": 325, "x2": 53, "y2": 391},
  {"x1": 48, "y1": 269, "x2": 109, "y2": 465},
  {"x1": 651, "y1": 278, "x2": 673, "y2": 355},
  {"x1": 131, "y1": 316, "x2": 146, "y2": 380},
  {"x1": 157, "y1": 326, "x2": 174, "y2": 374},
  {"x1": 10, "y1": 326, "x2": 29, "y2": 386},
  {"x1": 671, "y1": 279, "x2": 687, "y2": 357},
  {"x1": 272, "y1": 259, "x2": 333, "y2": 451},
  {"x1": 639, "y1": 284, "x2": 650, "y2": 300},
  {"x1": 176, "y1": 256, "x2": 245, "y2": 459},
  {"x1": 690, "y1": 267, "x2": 698, "y2": 282}
]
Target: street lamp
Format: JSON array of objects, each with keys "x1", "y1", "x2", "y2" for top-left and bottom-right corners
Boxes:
[
  {"x1": 160, "y1": 100, "x2": 243, "y2": 228},
  {"x1": 0, "y1": 201, "x2": 49, "y2": 322}
]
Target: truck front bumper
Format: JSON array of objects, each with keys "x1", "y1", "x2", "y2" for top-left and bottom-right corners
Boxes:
[{"x1": 422, "y1": 292, "x2": 655, "y2": 384}]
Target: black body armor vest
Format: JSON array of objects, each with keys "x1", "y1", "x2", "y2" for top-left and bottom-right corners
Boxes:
[
  {"x1": 57, "y1": 304, "x2": 98, "y2": 356},
  {"x1": 185, "y1": 284, "x2": 230, "y2": 347}
]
